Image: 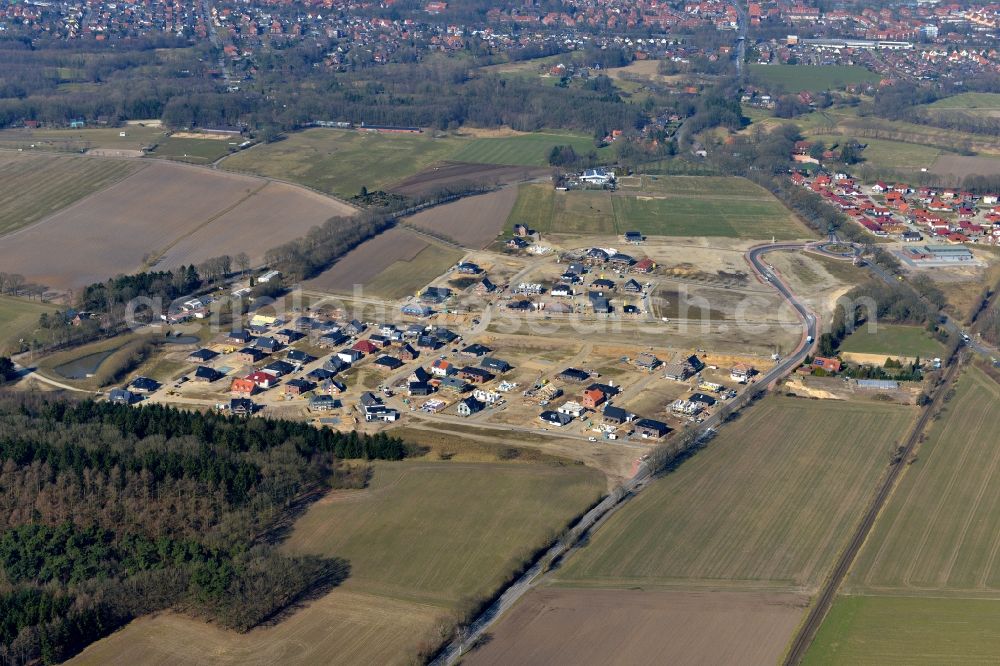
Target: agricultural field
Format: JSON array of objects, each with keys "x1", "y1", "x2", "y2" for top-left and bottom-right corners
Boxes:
[
  {"x1": 504, "y1": 176, "x2": 807, "y2": 239},
  {"x1": 0, "y1": 162, "x2": 354, "y2": 291},
  {"x1": 748, "y1": 64, "x2": 880, "y2": 93},
  {"x1": 469, "y1": 588, "x2": 807, "y2": 666},
  {"x1": 74, "y1": 460, "x2": 604, "y2": 665},
  {"x1": 389, "y1": 162, "x2": 547, "y2": 198},
  {"x1": 304, "y1": 226, "x2": 462, "y2": 299},
  {"x1": 554, "y1": 396, "x2": 915, "y2": 589},
  {"x1": 800, "y1": 366, "x2": 1000, "y2": 664},
  {"x1": 404, "y1": 187, "x2": 518, "y2": 248},
  {"x1": 0, "y1": 295, "x2": 59, "y2": 355},
  {"x1": 930, "y1": 154, "x2": 1000, "y2": 179},
  {"x1": 848, "y1": 366, "x2": 1000, "y2": 594},
  {"x1": 0, "y1": 152, "x2": 141, "y2": 236},
  {"x1": 221, "y1": 129, "x2": 603, "y2": 200},
  {"x1": 804, "y1": 596, "x2": 1000, "y2": 665},
  {"x1": 840, "y1": 323, "x2": 943, "y2": 359}
]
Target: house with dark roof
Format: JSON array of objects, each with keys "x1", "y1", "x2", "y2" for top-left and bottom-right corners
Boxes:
[
  {"x1": 421, "y1": 286, "x2": 453, "y2": 304},
  {"x1": 129, "y1": 376, "x2": 160, "y2": 393},
  {"x1": 236, "y1": 347, "x2": 269, "y2": 364},
  {"x1": 230, "y1": 398, "x2": 255, "y2": 417},
  {"x1": 689, "y1": 392, "x2": 717, "y2": 407},
  {"x1": 318, "y1": 331, "x2": 349, "y2": 348},
  {"x1": 284, "y1": 378, "x2": 315, "y2": 395},
  {"x1": 408, "y1": 381, "x2": 433, "y2": 396},
  {"x1": 374, "y1": 355, "x2": 404, "y2": 370},
  {"x1": 635, "y1": 418, "x2": 669, "y2": 439},
  {"x1": 108, "y1": 388, "x2": 138, "y2": 405},
  {"x1": 189, "y1": 348, "x2": 219, "y2": 362},
  {"x1": 623, "y1": 279, "x2": 643, "y2": 293},
  {"x1": 398, "y1": 343, "x2": 418, "y2": 361},
  {"x1": 417, "y1": 335, "x2": 442, "y2": 351},
  {"x1": 227, "y1": 329, "x2": 253, "y2": 344},
  {"x1": 559, "y1": 368, "x2": 590, "y2": 383},
  {"x1": 433, "y1": 327, "x2": 460, "y2": 344},
  {"x1": 286, "y1": 349, "x2": 316, "y2": 365},
  {"x1": 625, "y1": 230, "x2": 643, "y2": 244},
  {"x1": 194, "y1": 366, "x2": 224, "y2": 383},
  {"x1": 587, "y1": 383, "x2": 620, "y2": 397},
  {"x1": 437, "y1": 376, "x2": 469, "y2": 392},
  {"x1": 309, "y1": 394, "x2": 340, "y2": 411},
  {"x1": 308, "y1": 367, "x2": 336, "y2": 381},
  {"x1": 459, "y1": 366, "x2": 494, "y2": 384},
  {"x1": 263, "y1": 360, "x2": 295, "y2": 378},
  {"x1": 539, "y1": 410, "x2": 573, "y2": 426},
  {"x1": 602, "y1": 405, "x2": 631, "y2": 425},
  {"x1": 255, "y1": 337, "x2": 281, "y2": 353},
  {"x1": 480, "y1": 357, "x2": 511, "y2": 373},
  {"x1": 457, "y1": 397, "x2": 485, "y2": 417},
  {"x1": 274, "y1": 329, "x2": 304, "y2": 345},
  {"x1": 461, "y1": 343, "x2": 491, "y2": 358}
]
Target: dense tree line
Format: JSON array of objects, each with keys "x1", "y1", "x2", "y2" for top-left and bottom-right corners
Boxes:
[
  {"x1": 0, "y1": 395, "x2": 406, "y2": 664},
  {"x1": 78, "y1": 266, "x2": 201, "y2": 314},
  {"x1": 263, "y1": 213, "x2": 395, "y2": 282}
]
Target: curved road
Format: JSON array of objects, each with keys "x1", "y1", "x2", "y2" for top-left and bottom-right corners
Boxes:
[{"x1": 432, "y1": 241, "x2": 818, "y2": 665}]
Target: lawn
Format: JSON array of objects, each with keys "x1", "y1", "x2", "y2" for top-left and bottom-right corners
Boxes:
[
  {"x1": 848, "y1": 366, "x2": 1000, "y2": 594},
  {"x1": 285, "y1": 461, "x2": 604, "y2": 605},
  {"x1": 612, "y1": 193, "x2": 803, "y2": 238},
  {"x1": 803, "y1": 596, "x2": 1000, "y2": 665},
  {"x1": 0, "y1": 295, "x2": 59, "y2": 355},
  {"x1": 553, "y1": 190, "x2": 617, "y2": 234},
  {"x1": 839, "y1": 324, "x2": 943, "y2": 359},
  {"x1": 362, "y1": 242, "x2": 464, "y2": 300},
  {"x1": 554, "y1": 397, "x2": 915, "y2": 589},
  {"x1": 0, "y1": 152, "x2": 140, "y2": 236},
  {"x1": 748, "y1": 64, "x2": 880, "y2": 93}
]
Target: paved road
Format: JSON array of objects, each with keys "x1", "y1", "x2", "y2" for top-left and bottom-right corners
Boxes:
[{"x1": 431, "y1": 241, "x2": 817, "y2": 665}]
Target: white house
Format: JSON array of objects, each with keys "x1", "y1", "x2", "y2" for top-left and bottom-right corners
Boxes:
[
  {"x1": 557, "y1": 401, "x2": 585, "y2": 418},
  {"x1": 580, "y1": 168, "x2": 615, "y2": 186}
]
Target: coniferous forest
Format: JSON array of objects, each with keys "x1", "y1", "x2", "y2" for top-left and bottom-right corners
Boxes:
[{"x1": 0, "y1": 395, "x2": 407, "y2": 665}]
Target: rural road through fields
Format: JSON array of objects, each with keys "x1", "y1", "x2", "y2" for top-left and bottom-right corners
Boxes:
[
  {"x1": 431, "y1": 241, "x2": 818, "y2": 665},
  {"x1": 782, "y1": 346, "x2": 964, "y2": 665}
]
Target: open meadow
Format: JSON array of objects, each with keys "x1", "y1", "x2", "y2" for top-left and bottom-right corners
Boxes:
[
  {"x1": 922, "y1": 92, "x2": 1000, "y2": 118},
  {"x1": 0, "y1": 295, "x2": 59, "y2": 355},
  {"x1": 505, "y1": 176, "x2": 808, "y2": 239},
  {"x1": 0, "y1": 161, "x2": 355, "y2": 290},
  {"x1": 840, "y1": 323, "x2": 943, "y2": 359},
  {"x1": 0, "y1": 152, "x2": 141, "y2": 236},
  {"x1": 748, "y1": 64, "x2": 880, "y2": 92},
  {"x1": 72, "y1": 460, "x2": 605, "y2": 665},
  {"x1": 221, "y1": 128, "x2": 599, "y2": 199},
  {"x1": 554, "y1": 396, "x2": 915, "y2": 589},
  {"x1": 0, "y1": 125, "x2": 166, "y2": 153}
]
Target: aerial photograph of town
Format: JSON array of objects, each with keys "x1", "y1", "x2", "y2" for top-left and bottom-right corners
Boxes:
[{"x1": 0, "y1": 0, "x2": 1000, "y2": 662}]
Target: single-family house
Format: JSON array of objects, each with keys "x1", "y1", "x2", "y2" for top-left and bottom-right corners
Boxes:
[
  {"x1": 129, "y1": 377, "x2": 160, "y2": 394},
  {"x1": 480, "y1": 357, "x2": 511, "y2": 373},
  {"x1": 457, "y1": 397, "x2": 485, "y2": 417},
  {"x1": 539, "y1": 410, "x2": 574, "y2": 426},
  {"x1": 189, "y1": 348, "x2": 219, "y2": 363},
  {"x1": 284, "y1": 378, "x2": 315, "y2": 396},
  {"x1": 230, "y1": 377, "x2": 257, "y2": 395},
  {"x1": 431, "y1": 358, "x2": 455, "y2": 377},
  {"x1": 309, "y1": 394, "x2": 339, "y2": 411},
  {"x1": 635, "y1": 353, "x2": 660, "y2": 371},
  {"x1": 634, "y1": 418, "x2": 670, "y2": 439},
  {"x1": 602, "y1": 405, "x2": 631, "y2": 425},
  {"x1": 108, "y1": 388, "x2": 138, "y2": 405},
  {"x1": 374, "y1": 355, "x2": 404, "y2": 370},
  {"x1": 194, "y1": 366, "x2": 224, "y2": 383},
  {"x1": 557, "y1": 401, "x2": 586, "y2": 418},
  {"x1": 581, "y1": 388, "x2": 606, "y2": 409},
  {"x1": 236, "y1": 347, "x2": 269, "y2": 364},
  {"x1": 458, "y1": 366, "x2": 494, "y2": 384},
  {"x1": 559, "y1": 367, "x2": 590, "y2": 383},
  {"x1": 337, "y1": 349, "x2": 364, "y2": 364},
  {"x1": 230, "y1": 398, "x2": 255, "y2": 417}
]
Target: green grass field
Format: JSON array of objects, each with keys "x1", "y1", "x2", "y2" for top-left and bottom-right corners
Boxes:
[
  {"x1": 807, "y1": 134, "x2": 948, "y2": 171},
  {"x1": 924, "y1": 92, "x2": 1000, "y2": 115},
  {"x1": 0, "y1": 152, "x2": 140, "y2": 236},
  {"x1": 146, "y1": 137, "x2": 236, "y2": 164},
  {"x1": 284, "y1": 461, "x2": 604, "y2": 605},
  {"x1": 848, "y1": 366, "x2": 1000, "y2": 593},
  {"x1": 840, "y1": 324, "x2": 943, "y2": 359},
  {"x1": 804, "y1": 596, "x2": 1000, "y2": 665},
  {"x1": 0, "y1": 295, "x2": 59, "y2": 355},
  {"x1": 554, "y1": 397, "x2": 915, "y2": 589},
  {"x1": 0, "y1": 125, "x2": 166, "y2": 152},
  {"x1": 363, "y1": 242, "x2": 464, "y2": 300},
  {"x1": 451, "y1": 132, "x2": 609, "y2": 166},
  {"x1": 221, "y1": 129, "x2": 604, "y2": 199},
  {"x1": 505, "y1": 176, "x2": 808, "y2": 239},
  {"x1": 748, "y1": 64, "x2": 880, "y2": 93}
]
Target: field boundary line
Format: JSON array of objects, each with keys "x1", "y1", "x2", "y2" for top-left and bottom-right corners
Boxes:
[
  {"x1": 142, "y1": 181, "x2": 269, "y2": 269},
  {"x1": 0, "y1": 154, "x2": 149, "y2": 241},
  {"x1": 782, "y1": 355, "x2": 964, "y2": 665}
]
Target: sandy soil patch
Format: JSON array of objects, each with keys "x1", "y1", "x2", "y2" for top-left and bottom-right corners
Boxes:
[
  {"x1": 404, "y1": 187, "x2": 518, "y2": 248},
  {"x1": 468, "y1": 587, "x2": 807, "y2": 666},
  {"x1": 86, "y1": 148, "x2": 144, "y2": 158},
  {"x1": 304, "y1": 226, "x2": 429, "y2": 293},
  {"x1": 170, "y1": 131, "x2": 231, "y2": 140}
]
